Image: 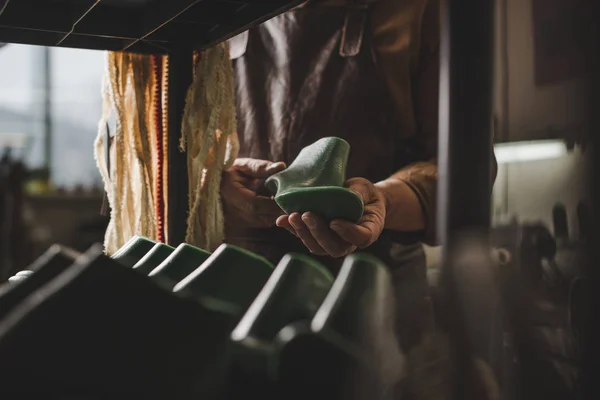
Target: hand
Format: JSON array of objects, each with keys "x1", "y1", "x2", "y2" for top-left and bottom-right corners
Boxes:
[
  {"x1": 221, "y1": 158, "x2": 286, "y2": 228},
  {"x1": 276, "y1": 178, "x2": 386, "y2": 258}
]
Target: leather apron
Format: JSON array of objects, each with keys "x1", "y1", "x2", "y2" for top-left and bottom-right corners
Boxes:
[{"x1": 228, "y1": 0, "x2": 432, "y2": 351}]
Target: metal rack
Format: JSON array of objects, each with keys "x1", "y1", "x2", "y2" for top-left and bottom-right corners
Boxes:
[
  {"x1": 0, "y1": 0, "x2": 498, "y2": 256},
  {"x1": 0, "y1": 0, "x2": 498, "y2": 255},
  {"x1": 437, "y1": 0, "x2": 496, "y2": 397},
  {"x1": 0, "y1": 0, "x2": 498, "y2": 324},
  {"x1": 0, "y1": 0, "x2": 534, "y2": 396},
  {"x1": 0, "y1": 0, "x2": 304, "y2": 54},
  {"x1": 0, "y1": 0, "x2": 303, "y2": 246}
]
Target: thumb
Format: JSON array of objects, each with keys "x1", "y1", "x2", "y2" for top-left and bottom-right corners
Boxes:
[
  {"x1": 346, "y1": 178, "x2": 373, "y2": 203},
  {"x1": 235, "y1": 158, "x2": 287, "y2": 178}
]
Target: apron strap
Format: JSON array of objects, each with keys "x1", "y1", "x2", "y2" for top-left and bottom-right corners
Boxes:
[
  {"x1": 339, "y1": 0, "x2": 380, "y2": 57},
  {"x1": 229, "y1": 0, "x2": 380, "y2": 60}
]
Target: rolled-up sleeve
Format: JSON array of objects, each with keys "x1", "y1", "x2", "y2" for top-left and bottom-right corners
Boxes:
[
  {"x1": 387, "y1": 0, "x2": 497, "y2": 245},
  {"x1": 396, "y1": 161, "x2": 438, "y2": 244},
  {"x1": 393, "y1": 0, "x2": 440, "y2": 245}
]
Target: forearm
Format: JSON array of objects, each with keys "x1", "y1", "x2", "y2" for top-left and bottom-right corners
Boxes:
[
  {"x1": 375, "y1": 149, "x2": 496, "y2": 243},
  {"x1": 375, "y1": 176, "x2": 426, "y2": 232}
]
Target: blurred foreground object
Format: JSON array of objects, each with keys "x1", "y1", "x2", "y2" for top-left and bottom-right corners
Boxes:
[{"x1": 0, "y1": 149, "x2": 31, "y2": 280}]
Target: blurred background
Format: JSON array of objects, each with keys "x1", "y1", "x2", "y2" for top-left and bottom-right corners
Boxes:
[{"x1": 0, "y1": 44, "x2": 109, "y2": 280}]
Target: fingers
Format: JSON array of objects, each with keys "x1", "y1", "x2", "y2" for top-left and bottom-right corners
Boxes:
[
  {"x1": 222, "y1": 169, "x2": 283, "y2": 228},
  {"x1": 224, "y1": 199, "x2": 280, "y2": 228},
  {"x1": 234, "y1": 158, "x2": 287, "y2": 178},
  {"x1": 283, "y1": 212, "x2": 356, "y2": 258},
  {"x1": 330, "y1": 220, "x2": 374, "y2": 248},
  {"x1": 332, "y1": 204, "x2": 384, "y2": 246},
  {"x1": 276, "y1": 215, "x2": 289, "y2": 227},
  {"x1": 302, "y1": 213, "x2": 356, "y2": 258},
  {"x1": 276, "y1": 215, "x2": 297, "y2": 236},
  {"x1": 246, "y1": 194, "x2": 284, "y2": 217},
  {"x1": 335, "y1": 177, "x2": 386, "y2": 248},
  {"x1": 274, "y1": 178, "x2": 385, "y2": 256},
  {"x1": 288, "y1": 213, "x2": 328, "y2": 256},
  {"x1": 232, "y1": 194, "x2": 282, "y2": 227},
  {"x1": 222, "y1": 172, "x2": 283, "y2": 214},
  {"x1": 277, "y1": 213, "x2": 362, "y2": 257},
  {"x1": 346, "y1": 177, "x2": 376, "y2": 203}
]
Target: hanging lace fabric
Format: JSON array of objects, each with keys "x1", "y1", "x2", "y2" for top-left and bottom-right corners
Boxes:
[
  {"x1": 94, "y1": 42, "x2": 238, "y2": 255},
  {"x1": 181, "y1": 42, "x2": 239, "y2": 251},
  {"x1": 94, "y1": 52, "x2": 158, "y2": 255}
]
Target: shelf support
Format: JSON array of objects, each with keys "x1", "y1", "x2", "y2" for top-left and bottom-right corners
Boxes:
[
  {"x1": 166, "y1": 49, "x2": 192, "y2": 246},
  {"x1": 437, "y1": 0, "x2": 496, "y2": 398}
]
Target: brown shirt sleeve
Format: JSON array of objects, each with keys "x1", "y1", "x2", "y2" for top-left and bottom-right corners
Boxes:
[
  {"x1": 393, "y1": 0, "x2": 440, "y2": 245},
  {"x1": 371, "y1": 0, "x2": 497, "y2": 245}
]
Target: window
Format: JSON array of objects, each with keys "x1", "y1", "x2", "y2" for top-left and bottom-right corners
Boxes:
[{"x1": 0, "y1": 44, "x2": 105, "y2": 189}]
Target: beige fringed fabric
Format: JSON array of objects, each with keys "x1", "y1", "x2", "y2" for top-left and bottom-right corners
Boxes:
[
  {"x1": 181, "y1": 42, "x2": 239, "y2": 251},
  {"x1": 95, "y1": 42, "x2": 237, "y2": 254},
  {"x1": 94, "y1": 52, "x2": 159, "y2": 255}
]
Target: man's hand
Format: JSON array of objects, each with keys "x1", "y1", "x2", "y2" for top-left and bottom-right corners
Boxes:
[
  {"x1": 221, "y1": 158, "x2": 286, "y2": 228},
  {"x1": 276, "y1": 178, "x2": 386, "y2": 258}
]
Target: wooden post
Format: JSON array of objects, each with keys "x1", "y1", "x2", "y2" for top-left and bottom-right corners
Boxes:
[{"x1": 166, "y1": 49, "x2": 193, "y2": 246}]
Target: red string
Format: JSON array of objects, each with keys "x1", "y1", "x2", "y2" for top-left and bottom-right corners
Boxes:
[{"x1": 152, "y1": 55, "x2": 165, "y2": 243}]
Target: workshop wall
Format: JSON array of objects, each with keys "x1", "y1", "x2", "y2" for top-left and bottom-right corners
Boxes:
[
  {"x1": 491, "y1": 0, "x2": 589, "y2": 234},
  {"x1": 492, "y1": 148, "x2": 590, "y2": 237},
  {"x1": 494, "y1": 0, "x2": 586, "y2": 143}
]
